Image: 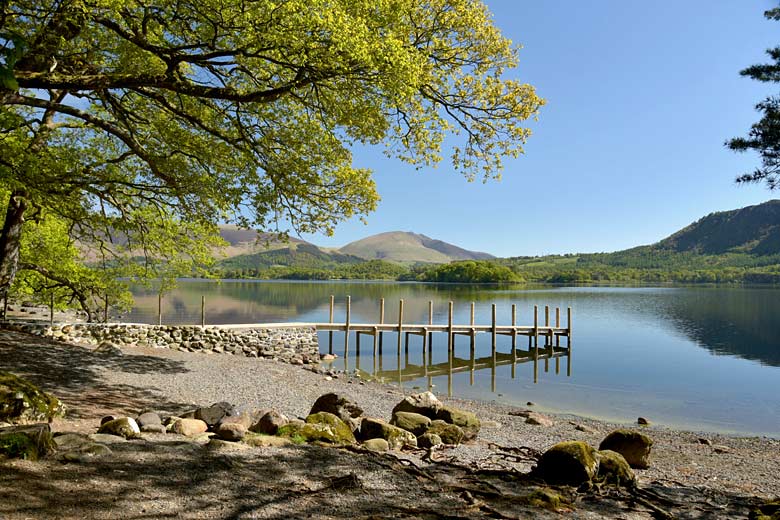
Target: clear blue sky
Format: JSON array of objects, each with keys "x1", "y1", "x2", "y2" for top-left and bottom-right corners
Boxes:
[{"x1": 302, "y1": 0, "x2": 779, "y2": 257}]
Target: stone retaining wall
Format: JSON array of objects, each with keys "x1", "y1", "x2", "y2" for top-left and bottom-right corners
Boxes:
[{"x1": 1, "y1": 322, "x2": 320, "y2": 365}]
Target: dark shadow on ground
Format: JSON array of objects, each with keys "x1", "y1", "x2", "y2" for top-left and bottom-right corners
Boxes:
[
  {"x1": 0, "y1": 439, "x2": 765, "y2": 520},
  {"x1": 0, "y1": 330, "x2": 191, "y2": 419}
]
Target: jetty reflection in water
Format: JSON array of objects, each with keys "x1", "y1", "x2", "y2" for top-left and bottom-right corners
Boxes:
[{"x1": 328, "y1": 330, "x2": 571, "y2": 397}]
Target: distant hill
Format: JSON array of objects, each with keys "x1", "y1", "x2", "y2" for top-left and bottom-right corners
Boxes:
[
  {"x1": 217, "y1": 225, "x2": 309, "y2": 258},
  {"x1": 653, "y1": 200, "x2": 780, "y2": 255},
  {"x1": 338, "y1": 231, "x2": 494, "y2": 264}
]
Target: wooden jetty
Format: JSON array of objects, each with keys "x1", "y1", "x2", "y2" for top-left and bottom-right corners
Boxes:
[{"x1": 315, "y1": 297, "x2": 573, "y2": 387}]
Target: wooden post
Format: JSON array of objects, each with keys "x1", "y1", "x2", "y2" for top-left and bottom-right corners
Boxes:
[
  {"x1": 158, "y1": 292, "x2": 162, "y2": 326},
  {"x1": 511, "y1": 303, "x2": 517, "y2": 363},
  {"x1": 422, "y1": 327, "x2": 428, "y2": 377},
  {"x1": 344, "y1": 295, "x2": 351, "y2": 358},
  {"x1": 447, "y1": 301, "x2": 454, "y2": 359},
  {"x1": 397, "y1": 299, "x2": 404, "y2": 356},
  {"x1": 427, "y1": 300, "x2": 433, "y2": 349},
  {"x1": 470, "y1": 302, "x2": 475, "y2": 326},
  {"x1": 379, "y1": 297, "x2": 385, "y2": 354},
  {"x1": 49, "y1": 293, "x2": 54, "y2": 325},
  {"x1": 567, "y1": 306, "x2": 573, "y2": 377},
  {"x1": 544, "y1": 305, "x2": 550, "y2": 347},
  {"x1": 491, "y1": 303, "x2": 497, "y2": 364},
  {"x1": 328, "y1": 295, "x2": 334, "y2": 355},
  {"x1": 373, "y1": 325, "x2": 378, "y2": 359},
  {"x1": 544, "y1": 305, "x2": 550, "y2": 372},
  {"x1": 201, "y1": 295, "x2": 206, "y2": 327},
  {"x1": 555, "y1": 307, "x2": 560, "y2": 374},
  {"x1": 533, "y1": 305, "x2": 539, "y2": 382}
]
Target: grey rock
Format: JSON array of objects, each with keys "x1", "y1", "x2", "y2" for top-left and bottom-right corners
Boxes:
[
  {"x1": 250, "y1": 410, "x2": 288, "y2": 435},
  {"x1": 194, "y1": 402, "x2": 234, "y2": 428},
  {"x1": 391, "y1": 391, "x2": 442, "y2": 419},
  {"x1": 309, "y1": 393, "x2": 363, "y2": 424},
  {"x1": 136, "y1": 412, "x2": 162, "y2": 428}
]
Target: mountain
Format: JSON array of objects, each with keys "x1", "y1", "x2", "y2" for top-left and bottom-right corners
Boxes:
[
  {"x1": 338, "y1": 231, "x2": 494, "y2": 264},
  {"x1": 653, "y1": 200, "x2": 780, "y2": 255},
  {"x1": 217, "y1": 225, "x2": 310, "y2": 258}
]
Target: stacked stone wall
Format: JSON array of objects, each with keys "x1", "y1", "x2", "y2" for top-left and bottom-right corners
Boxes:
[{"x1": 1, "y1": 322, "x2": 320, "y2": 365}]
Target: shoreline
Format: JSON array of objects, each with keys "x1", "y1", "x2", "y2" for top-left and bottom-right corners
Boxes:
[{"x1": 1, "y1": 328, "x2": 779, "y2": 518}]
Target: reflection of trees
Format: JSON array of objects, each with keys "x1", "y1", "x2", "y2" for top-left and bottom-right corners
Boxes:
[
  {"x1": 128, "y1": 281, "x2": 519, "y2": 325},
  {"x1": 658, "y1": 288, "x2": 780, "y2": 367}
]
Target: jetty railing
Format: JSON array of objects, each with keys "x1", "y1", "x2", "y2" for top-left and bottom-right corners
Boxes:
[{"x1": 316, "y1": 296, "x2": 572, "y2": 387}]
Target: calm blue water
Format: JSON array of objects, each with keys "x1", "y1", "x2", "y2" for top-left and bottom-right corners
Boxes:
[{"x1": 126, "y1": 281, "x2": 780, "y2": 437}]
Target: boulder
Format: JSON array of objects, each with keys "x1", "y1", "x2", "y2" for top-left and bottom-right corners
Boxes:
[
  {"x1": 360, "y1": 418, "x2": 417, "y2": 450},
  {"x1": 171, "y1": 418, "x2": 209, "y2": 437},
  {"x1": 88, "y1": 433, "x2": 127, "y2": 444},
  {"x1": 250, "y1": 410, "x2": 288, "y2": 435},
  {"x1": 597, "y1": 450, "x2": 635, "y2": 486},
  {"x1": 0, "y1": 423, "x2": 55, "y2": 460},
  {"x1": 435, "y1": 406, "x2": 480, "y2": 440},
  {"x1": 276, "y1": 413, "x2": 356, "y2": 445},
  {"x1": 140, "y1": 424, "x2": 166, "y2": 434},
  {"x1": 427, "y1": 420, "x2": 464, "y2": 445},
  {"x1": 391, "y1": 391, "x2": 442, "y2": 419},
  {"x1": 535, "y1": 441, "x2": 600, "y2": 486},
  {"x1": 60, "y1": 442, "x2": 113, "y2": 463},
  {"x1": 362, "y1": 438, "x2": 389, "y2": 452},
  {"x1": 0, "y1": 372, "x2": 67, "y2": 424},
  {"x1": 97, "y1": 417, "x2": 140, "y2": 439},
  {"x1": 218, "y1": 412, "x2": 254, "y2": 430},
  {"x1": 417, "y1": 432, "x2": 442, "y2": 449},
  {"x1": 599, "y1": 430, "x2": 653, "y2": 469},
  {"x1": 54, "y1": 433, "x2": 92, "y2": 451},
  {"x1": 194, "y1": 402, "x2": 234, "y2": 428},
  {"x1": 390, "y1": 411, "x2": 431, "y2": 436},
  {"x1": 309, "y1": 393, "x2": 363, "y2": 424}
]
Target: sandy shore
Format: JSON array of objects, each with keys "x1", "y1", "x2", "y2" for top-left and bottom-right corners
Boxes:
[{"x1": 1, "y1": 328, "x2": 778, "y2": 519}]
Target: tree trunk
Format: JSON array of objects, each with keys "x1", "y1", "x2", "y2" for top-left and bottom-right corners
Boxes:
[{"x1": 0, "y1": 190, "x2": 28, "y2": 300}]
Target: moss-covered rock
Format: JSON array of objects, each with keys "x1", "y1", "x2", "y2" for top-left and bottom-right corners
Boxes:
[
  {"x1": 360, "y1": 418, "x2": 417, "y2": 449},
  {"x1": 390, "y1": 411, "x2": 431, "y2": 436},
  {"x1": 242, "y1": 432, "x2": 293, "y2": 448},
  {"x1": 597, "y1": 449, "x2": 635, "y2": 486},
  {"x1": 0, "y1": 423, "x2": 55, "y2": 460},
  {"x1": 275, "y1": 412, "x2": 356, "y2": 445},
  {"x1": 749, "y1": 499, "x2": 780, "y2": 520},
  {"x1": 599, "y1": 429, "x2": 653, "y2": 469},
  {"x1": 521, "y1": 488, "x2": 572, "y2": 512},
  {"x1": 417, "y1": 432, "x2": 442, "y2": 449},
  {"x1": 427, "y1": 419, "x2": 464, "y2": 445},
  {"x1": 362, "y1": 438, "x2": 389, "y2": 452},
  {"x1": 0, "y1": 372, "x2": 66, "y2": 424},
  {"x1": 535, "y1": 441, "x2": 600, "y2": 486},
  {"x1": 435, "y1": 406, "x2": 480, "y2": 441}
]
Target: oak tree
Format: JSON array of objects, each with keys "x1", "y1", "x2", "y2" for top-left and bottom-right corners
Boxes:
[{"x1": 0, "y1": 0, "x2": 543, "y2": 301}]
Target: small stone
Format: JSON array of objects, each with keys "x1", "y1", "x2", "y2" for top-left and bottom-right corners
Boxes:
[
  {"x1": 574, "y1": 423, "x2": 598, "y2": 434},
  {"x1": 525, "y1": 412, "x2": 554, "y2": 427},
  {"x1": 359, "y1": 418, "x2": 417, "y2": 449},
  {"x1": 427, "y1": 420, "x2": 464, "y2": 445},
  {"x1": 194, "y1": 402, "x2": 234, "y2": 428},
  {"x1": 481, "y1": 420, "x2": 501, "y2": 429},
  {"x1": 321, "y1": 354, "x2": 337, "y2": 361},
  {"x1": 171, "y1": 418, "x2": 209, "y2": 437},
  {"x1": 698, "y1": 438, "x2": 712, "y2": 446},
  {"x1": 435, "y1": 406, "x2": 480, "y2": 441},
  {"x1": 243, "y1": 433, "x2": 292, "y2": 448},
  {"x1": 599, "y1": 429, "x2": 653, "y2": 469},
  {"x1": 216, "y1": 422, "x2": 247, "y2": 442},
  {"x1": 637, "y1": 417, "x2": 650, "y2": 426},
  {"x1": 526, "y1": 402, "x2": 535, "y2": 406},
  {"x1": 97, "y1": 417, "x2": 140, "y2": 439},
  {"x1": 535, "y1": 441, "x2": 600, "y2": 486},
  {"x1": 391, "y1": 392, "x2": 442, "y2": 419},
  {"x1": 363, "y1": 438, "x2": 389, "y2": 452},
  {"x1": 417, "y1": 432, "x2": 443, "y2": 449},
  {"x1": 309, "y1": 393, "x2": 363, "y2": 424},
  {"x1": 136, "y1": 412, "x2": 162, "y2": 428},
  {"x1": 324, "y1": 376, "x2": 332, "y2": 381},
  {"x1": 100, "y1": 415, "x2": 118, "y2": 425},
  {"x1": 94, "y1": 341, "x2": 123, "y2": 356},
  {"x1": 250, "y1": 410, "x2": 288, "y2": 435},
  {"x1": 390, "y1": 411, "x2": 431, "y2": 436},
  {"x1": 712, "y1": 445, "x2": 732, "y2": 454},
  {"x1": 140, "y1": 424, "x2": 166, "y2": 434}
]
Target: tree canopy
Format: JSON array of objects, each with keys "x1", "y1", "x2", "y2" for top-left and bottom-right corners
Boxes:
[
  {"x1": 727, "y1": 5, "x2": 780, "y2": 188},
  {"x1": 0, "y1": 0, "x2": 543, "y2": 308}
]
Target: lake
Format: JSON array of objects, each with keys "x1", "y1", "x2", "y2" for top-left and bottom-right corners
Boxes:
[{"x1": 125, "y1": 281, "x2": 780, "y2": 437}]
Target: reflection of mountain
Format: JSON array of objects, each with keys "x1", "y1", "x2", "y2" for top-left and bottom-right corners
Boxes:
[{"x1": 658, "y1": 288, "x2": 780, "y2": 367}]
